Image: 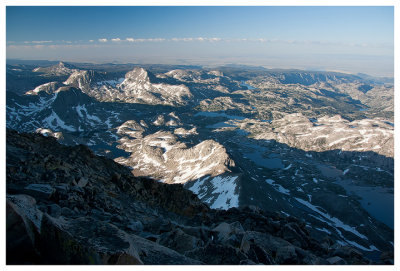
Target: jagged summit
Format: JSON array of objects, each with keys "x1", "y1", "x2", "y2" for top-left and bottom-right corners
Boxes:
[
  {"x1": 123, "y1": 67, "x2": 150, "y2": 83},
  {"x1": 33, "y1": 61, "x2": 77, "y2": 76}
]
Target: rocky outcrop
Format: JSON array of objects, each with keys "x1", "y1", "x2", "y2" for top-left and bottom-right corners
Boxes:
[
  {"x1": 6, "y1": 129, "x2": 390, "y2": 264},
  {"x1": 33, "y1": 62, "x2": 77, "y2": 76},
  {"x1": 237, "y1": 113, "x2": 394, "y2": 157},
  {"x1": 115, "y1": 128, "x2": 235, "y2": 184}
]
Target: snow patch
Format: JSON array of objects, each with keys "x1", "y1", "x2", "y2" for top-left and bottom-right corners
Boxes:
[
  {"x1": 42, "y1": 110, "x2": 76, "y2": 132},
  {"x1": 266, "y1": 179, "x2": 290, "y2": 195},
  {"x1": 187, "y1": 175, "x2": 239, "y2": 210},
  {"x1": 295, "y1": 197, "x2": 367, "y2": 240}
]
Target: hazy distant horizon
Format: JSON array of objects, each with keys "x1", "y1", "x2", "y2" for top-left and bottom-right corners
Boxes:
[
  {"x1": 6, "y1": 56, "x2": 393, "y2": 78},
  {"x1": 7, "y1": 6, "x2": 394, "y2": 77}
]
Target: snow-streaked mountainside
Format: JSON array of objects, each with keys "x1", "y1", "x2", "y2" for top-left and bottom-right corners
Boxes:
[
  {"x1": 25, "y1": 81, "x2": 64, "y2": 95},
  {"x1": 64, "y1": 67, "x2": 192, "y2": 106},
  {"x1": 6, "y1": 61, "x2": 394, "y2": 260}
]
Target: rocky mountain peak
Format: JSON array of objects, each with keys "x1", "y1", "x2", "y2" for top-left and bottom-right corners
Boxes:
[
  {"x1": 32, "y1": 61, "x2": 76, "y2": 76},
  {"x1": 123, "y1": 67, "x2": 150, "y2": 83}
]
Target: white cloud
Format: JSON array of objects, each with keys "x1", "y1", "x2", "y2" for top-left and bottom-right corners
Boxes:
[
  {"x1": 89, "y1": 40, "x2": 94, "y2": 42},
  {"x1": 208, "y1": 37, "x2": 222, "y2": 42},
  {"x1": 171, "y1": 37, "x2": 223, "y2": 42},
  {"x1": 148, "y1": 38, "x2": 165, "y2": 42},
  {"x1": 31, "y1": 40, "x2": 53, "y2": 44},
  {"x1": 98, "y1": 38, "x2": 108, "y2": 43},
  {"x1": 111, "y1": 38, "x2": 121, "y2": 42},
  {"x1": 126, "y1": 38, "x2": 135, "y2": 42}
]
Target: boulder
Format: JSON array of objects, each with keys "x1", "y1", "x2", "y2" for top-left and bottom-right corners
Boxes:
[
  {"x1": 38, "y1": 214, "x2": 143, "y2": 264},
  {"x1": 332, "y1": 245, "x2": 364, "y2": 260},
  {"x1": 158, "y1": 228, "x2": 201, "y2": 254},
  {"x1": 77, "y1": 177, "x2": 89, "y2": 188},
  {"x1": 240, "y1": 231, "x2": 299, "y2": 264},
  {"x1": 247, "y1": 244, "x2": 275, "y2": 264},
  {"x1": 6, "y1": 194, "x2": 42, "y2": 264},
  {"x1": 275, "y1": 245, "x2": 298, "y2": 264},
  {"x1": 380, "y1": 250, "x2": 394, "y2": 265},
  {"x1": 126, "y1": 220, "x2": 144, "y2": 233},
  {"x1": 129, "y1": 233, "x2": 203, "y2": 264},
  {"x1": 23, "y1": 183, "x2": 55, "y2": 200},
  {"x1": 47, "y1": 204, "x2": 62, "y2": 218},
  {"x1": 239, "y1": 259, "x2": 257, "y2": 265},
  {"x1": 185, "y1": 243, "x2": 247, "y2": 264},
  {"x1": 213, "y1": 221, "x2": 244, "y2": 242},
  {"x1": 327, "y1": 256, "x2": 347, "y2": 265},
  {"x1": 280, "y1": 222, "x2": 310, "y2": 248}
]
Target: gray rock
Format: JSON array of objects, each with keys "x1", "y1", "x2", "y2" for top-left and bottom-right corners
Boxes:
[
  {"x1": 77, "y1": 177, "x2": 89, "y2": 188},
  {"x1": 60, "y1": 207, "x2": 75, "y2": 217},
  {"x1": 126, "y1": 220, "x2": 144, "y2": 232},
  {"x1": 213, "y1": 221, "x2": 244, "y2": 242},
  {"x1": 280, "y1": 222, "x2": 309, "y2": 248},
  {"x1": 6, "y1": 194, "x2": 42, "y2": 264},
  {"x1": 185, "y1": 243, "x2": 247, "y2": 264},
  {"x1": 158, "y1": 228, "x2": 201, "y2": 254},
  {"x1": 276, "y1": 245, "x2": 297, "y2": 264},
  {"x1": 241, "y1": 231, "x2": 298, "y2": 264},
  {"x1": 70, "y1": 186, "x2": 84, "y2": 195},
  {"x1": 48, "y1": 204, "x2": 62, "y2": 218},
  {"x1": 327, "y1": 256, "x2": 347, "y2": 265},
  {"x1": 23, "y1": 183, "x2": 55, "y2": 199},
  {"x1": 39, "y1": 214, "x2": 143, "y2": 264},
  {"x1": 129, "y1": 232, "x2": 203, "y2": 264},
  {"x1": 240, "y1": 259, "x2": 257, "y2": 264},
  {"x1": 332, "y1": 245, "x2": 363, "y2": 260},
  {"x1": 54, "y1": 184, "x2": 70, "y2": 194},
  {"x1": 380, "y1": 250, "x2": 394, "y2": 264}
]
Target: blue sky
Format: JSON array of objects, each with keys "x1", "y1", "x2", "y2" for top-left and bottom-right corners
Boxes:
[{"x1": 6, "y1": 6, "x2": 394, "y2": 76}]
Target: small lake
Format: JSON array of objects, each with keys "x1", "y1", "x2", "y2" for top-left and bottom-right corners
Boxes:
[
  {"x1": 242, "y1": 143, "x2": 284, "y2": 169},
  {"x1": 194, "y1": 111, "x2": 246, "y2": 120},
  {"x1": 317, "y1": 164, "x2": 342, "y2": 179},
  {"x1": 240, "y1": 81, "x2": 256, "y2": 90},
  {"x1": 336, "y1": 179, "x2": 394, "y2": 229},
  {"x1": 206, "y1": 122, "x2": 236, "y2": 129}
]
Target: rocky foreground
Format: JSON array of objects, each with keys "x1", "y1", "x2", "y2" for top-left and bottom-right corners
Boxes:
[{"x1": 6, "y1": 129, "x2": 392, "y2": 264}]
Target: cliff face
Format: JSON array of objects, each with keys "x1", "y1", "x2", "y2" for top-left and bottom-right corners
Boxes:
[{"x1": 6, "y1": 129, "x2": 390, "y2": 264}]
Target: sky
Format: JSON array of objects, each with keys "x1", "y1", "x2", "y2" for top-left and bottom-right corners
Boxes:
[{"x1": 6, "y1": 6, "x2": 394, "y2": 77}]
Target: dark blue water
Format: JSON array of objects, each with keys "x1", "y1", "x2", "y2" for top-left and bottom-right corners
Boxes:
[
  {"x1": 336, "y1": 179, "x2": 394, "y2": 229},
  {"x1": 240, "y1": 81, "x2": 256, "y2": 90},
  {"x1": 194, "y1": 111, "x2": 246, "y2": 120},
  {"x1": 242, "y1": 143, "x2": 284, "y2": 169},
  {"x1": 206, "y1": 122, "x2": 236, "y2": 129}
]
